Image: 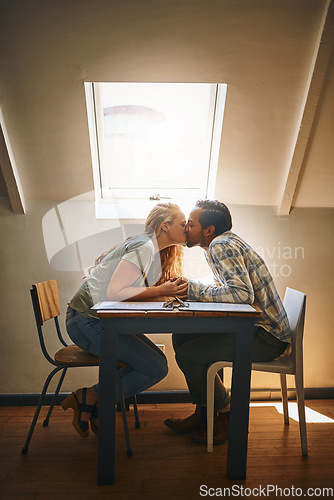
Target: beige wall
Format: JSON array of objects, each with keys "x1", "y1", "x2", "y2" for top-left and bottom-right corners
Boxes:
[
  {"x1": 0, "y1": 0, "x2": 333, "y2": 395},
  {"x1": 0, "y1": 197, "x2": 333, "y2": 394}
]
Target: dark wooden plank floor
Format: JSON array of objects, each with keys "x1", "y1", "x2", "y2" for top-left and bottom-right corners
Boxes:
[{"x1": 1, "y1": 400, "x2": 334, "y2": 499}]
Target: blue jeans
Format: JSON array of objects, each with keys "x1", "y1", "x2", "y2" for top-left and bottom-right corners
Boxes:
[{"x1": 66, "y1": 306, "x2": 168, "y2": 400}]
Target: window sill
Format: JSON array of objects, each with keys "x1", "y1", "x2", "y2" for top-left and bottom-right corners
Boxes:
[{"x1": 95, "y1": 198, "x2": 198, "y2": 220}]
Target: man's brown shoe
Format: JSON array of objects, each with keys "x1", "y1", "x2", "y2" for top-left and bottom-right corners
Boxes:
[
  {"x1": 191, "y1": 412, "x2": 229, "y2": 445},
  {"x1": 164, "y1": 405, "x2": 206, "y2": 434}
]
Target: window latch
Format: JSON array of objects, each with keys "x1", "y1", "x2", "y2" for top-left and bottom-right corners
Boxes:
[{"x1": 149, "y1": 194, "x2": 172, "y2": 201}]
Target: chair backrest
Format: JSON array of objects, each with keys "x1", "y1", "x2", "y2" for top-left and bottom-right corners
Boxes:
[
  {"x1": 31, "y1": 280, "x2": 66, "y2": 365},
  {"x1": 32, "y1": 280, "x2": 60, "y2": 325},
  {"x1": 283, "y1": 287, "x2": 306, "y2": 366},
  {"x1": 283, "y1": 288, "x2": 306, "y2": 342}
]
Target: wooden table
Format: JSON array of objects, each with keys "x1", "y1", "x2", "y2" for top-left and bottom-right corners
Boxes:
[{"x1": 95, "y1": 303, "x2": 261, "y2": 485}]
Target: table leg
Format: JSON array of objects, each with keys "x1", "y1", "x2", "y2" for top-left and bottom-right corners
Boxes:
[
  {"x1": 227, "y1": 320, "x2": 254, "y2": 480},
  {"x1": 97, "y1": 318, "x2": 118, "y2": 485}
]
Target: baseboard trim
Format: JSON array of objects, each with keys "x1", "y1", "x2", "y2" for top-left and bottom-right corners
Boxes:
[{"x1": 0, "y1": 387, "x2": 333, "y2": 406}]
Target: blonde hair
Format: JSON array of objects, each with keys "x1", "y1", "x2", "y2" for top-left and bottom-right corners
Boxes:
[
  {"x1": 145, "y1": 202, "x2": 184, "y2": 284},
  {"x1": 89, "y1": 202, "x2": 183, "y2": 282}
]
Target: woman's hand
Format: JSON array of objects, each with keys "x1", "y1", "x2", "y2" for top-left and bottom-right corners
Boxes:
[
  {"x1": 158, "y1": 277, "x2": 188, "y2": 298},
  {"x1": 174, "y1": 277, "x2": 188, "y2": 299}
]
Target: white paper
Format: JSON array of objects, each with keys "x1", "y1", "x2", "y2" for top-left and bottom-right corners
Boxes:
[
  {"x1": 92, "y1": 301, "x2": 256, "y2": 312},
  {"x1": 185, "y1": 302, "x2": 255, "y2": 312},
  {"x1": 92, "y1": 301, "x2": 167, "y2": 310}
]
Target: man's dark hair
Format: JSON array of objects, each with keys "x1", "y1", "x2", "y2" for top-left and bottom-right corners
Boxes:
[{"x1": 195, "y1": 200, "x2": 232, "y2": 236}]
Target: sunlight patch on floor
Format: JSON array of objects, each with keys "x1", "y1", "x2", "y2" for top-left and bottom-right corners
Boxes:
[{"x1": 250, "y1": 402, "x2": 334, "y2": 423}]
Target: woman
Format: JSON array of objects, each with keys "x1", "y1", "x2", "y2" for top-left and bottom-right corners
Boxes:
[{"x1": 61, "y1": 203, "x2": 187, "y2": 437}]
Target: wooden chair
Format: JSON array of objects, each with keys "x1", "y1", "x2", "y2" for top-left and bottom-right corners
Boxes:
[
  {"x1": 22, "y1": 280, "x2": 140, "y2": 456},
  {"x1": 206, "y1": 287, "x2": 307, "y2": 455}
]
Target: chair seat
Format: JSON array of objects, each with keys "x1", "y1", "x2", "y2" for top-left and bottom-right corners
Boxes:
[
  {"x1": 54, "y1": 344, "x2": 129, "y2": 369},
  {"x1": 54, "y1": 345, "x2": 99, "y2": 365},
  {"x1": 252, "y1": 354, "x2": 295, "y2": 374},
  {"x1": 212, "y1": 347, "x2": 296, "y2": 375}
]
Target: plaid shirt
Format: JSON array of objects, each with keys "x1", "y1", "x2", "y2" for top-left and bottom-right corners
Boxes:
[{"x1": 188, "y1": 231, "x2": 291, "y2": 342}]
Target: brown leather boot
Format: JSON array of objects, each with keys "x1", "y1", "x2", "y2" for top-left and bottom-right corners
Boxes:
[
  {"x1": 164, "y1": 405, "x2": 206, "y2": 434},
  {"x1": 191, "y1": 412, "x2": 229, "y2": 445}
]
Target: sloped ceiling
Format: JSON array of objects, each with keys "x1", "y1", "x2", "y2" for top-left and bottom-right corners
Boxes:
[
  {"x1": 292, "y1": 45, "x2": 334, "y2": 207},
  {"x1": 0, "y1": 0, "x2": 333, "y2": 210},
  {"x1": 0, "y1": 166, "x2": 7, "y2": 197}
]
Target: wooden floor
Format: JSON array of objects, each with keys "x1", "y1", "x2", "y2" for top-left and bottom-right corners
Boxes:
[{"x1": 1, "y1": 400, "x2": 334, "y2": 499}]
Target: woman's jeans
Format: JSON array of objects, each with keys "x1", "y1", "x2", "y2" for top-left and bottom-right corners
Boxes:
[{"x1": 66, "y1": 306, "x2": 168, "y2": 400}]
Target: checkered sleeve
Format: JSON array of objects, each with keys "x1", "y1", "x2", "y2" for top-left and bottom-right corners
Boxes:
[{"x1": 188, "y1": 242, "x2": 255, "y2": 303}]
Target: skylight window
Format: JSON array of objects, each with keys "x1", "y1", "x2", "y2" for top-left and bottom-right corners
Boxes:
[{"x1": 85, "y1": 82, "x2": 227, "y2": 219}]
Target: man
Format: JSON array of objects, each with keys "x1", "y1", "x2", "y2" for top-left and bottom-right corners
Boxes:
[{"x1": 164, "y1": 200, "x2": 291, "y2": 445}]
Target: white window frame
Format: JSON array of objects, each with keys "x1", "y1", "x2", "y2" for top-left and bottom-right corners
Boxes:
[{"x1": 84, "y1": 82, "x2": 227, "y2": 219}]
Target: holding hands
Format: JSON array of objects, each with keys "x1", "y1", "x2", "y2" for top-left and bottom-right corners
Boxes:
[
  {"x1": 159, "y1": 277, "x2": 188, "y2": 300},
  {"x1": 158, "y1": 277, "x2": 188, "y2": 299},
  {"x1": 174, "y1": 277, "x2": 189, "y2": 300}
]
